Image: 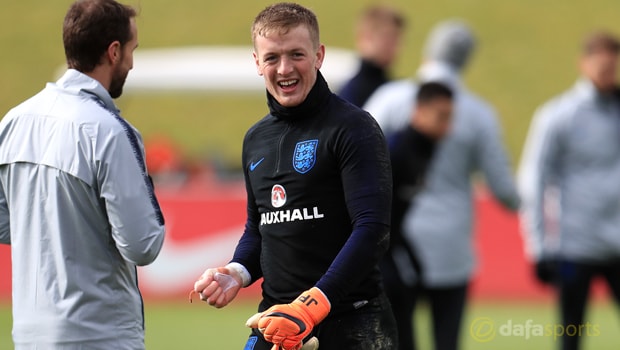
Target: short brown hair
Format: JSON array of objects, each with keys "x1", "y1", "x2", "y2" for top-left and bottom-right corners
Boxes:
[
  {"x1": 582, "y1": 31, "x2": 620, "y2": 55},
  {"x1": 358, "y1": 5, "x2": 405, "y2": 33},
  {"x1": 251, "y1": 2, "x2": 320, "y2": 50},
  {"x1": 63, "y1": 0, "x2": 137, "y2": 72}
]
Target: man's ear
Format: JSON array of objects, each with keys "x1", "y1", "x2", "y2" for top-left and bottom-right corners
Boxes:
[
  {"x1": 314, "y1": 44, "x2": 325, "y2": 70},
  {"x1": 253, "y1": 51, "x2": 263, "y2": 76},
  {"x1": 106, "y1": 41, "x2": 122, "y2": 65}
]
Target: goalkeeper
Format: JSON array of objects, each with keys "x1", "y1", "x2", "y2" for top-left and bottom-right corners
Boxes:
[{"x1": 192, "y1": 2, "x2": 396, "y2": 349}]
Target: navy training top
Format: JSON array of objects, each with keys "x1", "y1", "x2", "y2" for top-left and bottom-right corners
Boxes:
[{"x1": 231, "y1": 71, "x2": 392, "y2": 312}]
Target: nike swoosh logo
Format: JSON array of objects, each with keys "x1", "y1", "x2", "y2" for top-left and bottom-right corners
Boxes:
[{"x1": 249, "y1": 157, "x2": 265, "y2": 171}]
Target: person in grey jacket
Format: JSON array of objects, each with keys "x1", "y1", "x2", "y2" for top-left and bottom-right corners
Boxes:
[
  {"x1": 364, "y1": 20, "x2": 520, "y2": 350},
  {"x1": 518, "y1": 31, "x2": 620, "y2": 350},
  {"x1": 0, "y1": 0, "x2": 165, "y2": 349}
]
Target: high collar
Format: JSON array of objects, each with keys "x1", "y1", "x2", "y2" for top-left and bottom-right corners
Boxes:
[
  {"x1": 574, "y1": 78, "x2": 618, "y2": 105},
  {"x1": 358, "y1": 58, "x2": 387, "y2": 80},
  {"x1": 53, "y1": 69, "x2": 119, "y2": 114},
  {"x1": 267, "y1": 70, "x2": 332, "y2": 121}
]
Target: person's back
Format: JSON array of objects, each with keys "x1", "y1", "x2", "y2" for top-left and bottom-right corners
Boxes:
[
  {"x1": 0, "y1": 1, "x2": 165, "y2": 349},
  {"x1": 1, "y1": 74, "x2": 161, "y2": 348}
]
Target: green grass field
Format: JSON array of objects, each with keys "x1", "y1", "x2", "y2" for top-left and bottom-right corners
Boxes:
[{"x1": 1, "y1": 299, "x2": 619, "y2": 349}]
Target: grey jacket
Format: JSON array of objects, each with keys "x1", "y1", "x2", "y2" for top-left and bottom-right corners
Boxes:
[
  {"x1": 364, "y1": 62, "x2": 519, "y2": 287},
  {"x1": 518, "y1": 79, "x2": 620, "y2": 263},
  {"x1": 0, "y1": 69, "x2": 165, "y2": 349}
]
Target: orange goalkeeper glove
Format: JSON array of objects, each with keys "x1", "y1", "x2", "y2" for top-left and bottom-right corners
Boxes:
[{"x1": 246, "y1": 287, "x2": 330, "y2": 350}]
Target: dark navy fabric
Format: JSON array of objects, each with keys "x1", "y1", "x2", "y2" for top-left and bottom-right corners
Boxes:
[{"x1": 232, "y1": 71, "x2": 393, "y2": 312}]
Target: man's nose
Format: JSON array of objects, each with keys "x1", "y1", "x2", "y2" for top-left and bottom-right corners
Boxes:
[{"x1": 277, "y1": 56, "x2": 294, "y2": 75}]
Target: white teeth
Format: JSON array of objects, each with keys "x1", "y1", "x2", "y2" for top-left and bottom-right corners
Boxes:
[{"x1": 279, "y1": 80, "x2": 297, "y2": 87}]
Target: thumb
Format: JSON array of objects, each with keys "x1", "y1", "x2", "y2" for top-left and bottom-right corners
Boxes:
[
  {"x1": 301, "y1": 337, "x2": 319, "y2": 350},
  {"x1": 245, "y1": 312, "x2": 263, "y2": 328}
]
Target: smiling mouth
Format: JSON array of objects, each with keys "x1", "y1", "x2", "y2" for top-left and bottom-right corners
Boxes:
[{"x1": 278, "y1": 79, "x2": 298, "y2": 90}]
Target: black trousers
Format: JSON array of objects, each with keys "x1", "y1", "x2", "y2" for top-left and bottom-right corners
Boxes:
[
  {"x1": 242, "y1": 292, "x2": 398, "y2": 350},
  {"x1": 556, "y1": 260, "x2": 620, "y2": 350},
  {"x1": 381, "y1": 256, "x2": 467, "y2": 350}
]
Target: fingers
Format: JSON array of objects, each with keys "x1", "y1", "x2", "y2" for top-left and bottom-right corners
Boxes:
[
  {"x1": 247, "y1": 313, "x2": 312, "y2": 350},
  {"x1": 193, "y1": 269, "x2": 216, "y2": 292},
  {"x1": 213, "y1": 288, "x2": 229, "y2": 308},
  {"x1": 246, "y1": 312, "x2": 263, "y2": 328},
  {"x1": 201, "y1": 279, "x2": 220, "y2": 298},
  {"x1": 300, "y1": 337, "x2": 319, "y2": 350},
  {"x1": 203, "y1": 281, "x2": 223, "y2": 306},
  {"x1": 193, "y1": 268, "x2": 231, "y2": 306}
]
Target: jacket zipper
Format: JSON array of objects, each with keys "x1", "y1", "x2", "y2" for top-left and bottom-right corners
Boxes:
[{"x1": 275, "y1": 123, "x2": 290, "y2": 175}]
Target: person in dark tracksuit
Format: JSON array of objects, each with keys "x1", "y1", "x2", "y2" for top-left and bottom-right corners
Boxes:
[
  {"x1": 338, "y1": 5, "x2": 405, "y2": 107},
  {"x1": 381, "y1": 82, "x2": 454, "y2": 350},
  {"x1": 193, "y1": 3, "x2": 396, "y2": 350}
]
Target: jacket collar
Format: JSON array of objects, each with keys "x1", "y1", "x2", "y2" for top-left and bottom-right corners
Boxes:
[
  {"x1": 574, "y1": 77, "x2": 620, "y2": 104},
  {"x1": 54, "y1": 69, "x2": 119, "y2": 113},
  {"x1": 267, "y1": 70, "x2": 332, "y2": 121}
]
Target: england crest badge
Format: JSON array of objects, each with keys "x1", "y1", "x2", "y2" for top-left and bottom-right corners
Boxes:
[{"x1": 293, "y1": 139, "x2": 318, "y2": 174}]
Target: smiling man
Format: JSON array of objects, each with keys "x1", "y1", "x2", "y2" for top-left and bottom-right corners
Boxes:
[{"x1": 192, "y1": 3, "x2": 396, "y2": 350}]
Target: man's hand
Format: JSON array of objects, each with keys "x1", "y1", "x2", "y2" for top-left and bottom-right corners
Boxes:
[
  {"x1": 299, "y1": 336, "x2": 319, "y2": 350},
  {"x1": 192, "y1": 267, "x2": 242, "y2": 308},
  {"x1": 534, "y1": 258, "x2": 558, "y2": 285},
  {"x1": 246, "y1": 287, "x2": 330, "y2": 350}
]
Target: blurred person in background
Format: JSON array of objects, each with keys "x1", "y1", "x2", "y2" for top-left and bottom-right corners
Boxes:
[
  {"x1": 192, "y1": 3, "x2": 396, "y2": 349},
  {"x1": 0, "y1": 0, "x2": 166, "y2": 349},
  {"x1": 382, "y1": 81, "x2": 453, "y2": 349},
  {"x1": 364, "y1": 19, "x2": 520, "y2": 350},
  {"x1": 338, "y1": 4, "x2": 406, "y2": 107},
  {"x1": 518, "y1": 31, "x2": 620, "y2": 350}
]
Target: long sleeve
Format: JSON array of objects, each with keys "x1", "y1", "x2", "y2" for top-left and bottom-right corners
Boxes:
[
  {"x1": 97, "y1": 121, "x2": 166, "y2": 266},
  {"x1": 315, "y1": 112, "x2": 392, "y2": 303},
  {"x1": 475, "y1": 108, "x2": 520, "y2": 211},
  {"x1": 0, "y1": 179, "x2": 9, "y2": 244},
  {"x1": 517, "y1": 104, "x2": 563, "y2": 262},
  {"x1": 230, "y1": 165, "x2": 263, "y2": 284}
]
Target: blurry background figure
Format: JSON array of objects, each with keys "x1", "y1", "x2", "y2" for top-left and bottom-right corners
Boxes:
[
  {"x1": 382, "y1": 80, "x2": 452, "y2": 350},
  {"x1": 364, "y1": 19, "x2": 520, "y2": 350},
  {"x1": 518, "y1": 31, "x2": 620, "y2": 350},
  {"x1": 145, "y1": 135, "x2": 189, "y2": 187},
  {"x1": 338, "y1": 4, "x2": 405, "y2": 107}
]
